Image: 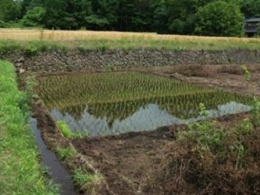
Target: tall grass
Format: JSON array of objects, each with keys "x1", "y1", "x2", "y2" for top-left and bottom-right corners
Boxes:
[
  {"x1": 0, "y1": 28, "x2": 260, "y2": 41},
  {"x1": 0, "y1": 28, "x2": 260, "y2": 51},
  {"x1": 0, "y1": 60, "x2": 59, "y2": 195}
]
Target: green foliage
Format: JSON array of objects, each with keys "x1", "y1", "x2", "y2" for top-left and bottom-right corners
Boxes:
[
  {"x1": 56, "y1": 121, "x2": 74, "y2": 139},
  {"x1": 239, "y1": 0, "x2": 260, "y2": 18},
  {"x1": 24, "y1": 44, "x2": 38, "y2": 56},
  {"x1": 22, "y1": 6, "x2": 46, "y2": 27},
  {"x1": 0, "y1": 20, "x2": 7, "y2": 27},
  {"x1": 85, "y1": 15, "x2": 109, "y2": 30},
  {"x1": 251, "y1": 97, "x2": 260, "y2": 127},
  {"x1": 177, "y1": 103, "x2": 255, "y2": 167},
  {"x1": 0, "y1": 0, "x2": 257, "y2": 36},
  {"x1": 178, "y1": 103, "x2": 227, "y2": 152},
  {"x1": 0, "y1": 0, "x2": 21, "y2": 22},
  {"x1": 236, "y1": 118, "x2": 253, "y2": 135},
  {"x1": 0, "y1": 60, "x2": 59, "y2": 195},
  {"x1": 73, "y1": 169, "x2": 99, "y2": 186},
  {"x1": 21, "y1": 76, "x2": 38, "y2": 113},
  {"x1": 76, "y1": 129, "x2": 89, "y2": 138},
  {"x1": 56, "y1": 121, "x2": 88, "y2": 138},
  {"x1": 242, "y1": 65, "x2": 250, "y2": 81},
  {"x1": 195, "y1": 1, "x2": 243, "y2": 37},
  {"x1": 56, "y1": 147, "x2": 77, "y2": 160},
  {"x1": 198, "y1": 103, "x2": 209, "y2": 118}
]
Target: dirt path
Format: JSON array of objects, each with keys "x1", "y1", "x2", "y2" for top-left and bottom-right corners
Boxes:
[{"x1": 72, "y1": 127, "x2": 175, "y2": 195}]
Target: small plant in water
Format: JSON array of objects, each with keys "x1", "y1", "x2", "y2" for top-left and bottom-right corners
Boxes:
[
  {"x1": 198, "y1": 102, "x2": 209, "y2": 118},
  {"x1": 56, "y1": 121, "x2": 74, "y2": 139},
  {"x1": 242, "y1": 65, "x2": 250, "y2": 81}
]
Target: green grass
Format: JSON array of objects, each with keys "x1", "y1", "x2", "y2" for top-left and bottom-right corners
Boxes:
[
  {"x1": 0, "y1": 60, "x2": 59, "y2": 195},
  {"x1": 56, "y1": 147, "x2": 77, "y2": 160},
  {"x1": 1, "y1": 37, "x2": 260, "y2": 57},
  {"x1": 73, "y1": 169, "x2": 100, "y2": 186},
  {"x1": 56, "y1": 121, "x2": 74, "y2": 139}
]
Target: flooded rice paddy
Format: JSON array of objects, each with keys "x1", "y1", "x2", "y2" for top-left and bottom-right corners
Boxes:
[{"x1": 37, "y1": 72, "x2": 252, "y2": 137}]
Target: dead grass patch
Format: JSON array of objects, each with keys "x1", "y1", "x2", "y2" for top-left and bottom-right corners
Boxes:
[
  {"x1": 172, "y1": 65, "x2": 216, "y2": 77},
  {"x1": 1, "y1": 28, "x2": 260, "y2": 42},
  {"x1": 154, "y1": 122, "x2": 260, "y2": 195}
]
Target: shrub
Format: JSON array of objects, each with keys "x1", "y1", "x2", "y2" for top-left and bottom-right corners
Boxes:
[{"x1": 157, "y1": 112, "x2": 259, "y2": 194}]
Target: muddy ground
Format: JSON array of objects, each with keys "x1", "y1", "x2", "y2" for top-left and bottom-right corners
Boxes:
[
  {"x1": 29, "y1": 65, "x2": 260, "y2": 195},
  {"x1": 144, "y1": 64, "x2": 260, "y2": 97}
]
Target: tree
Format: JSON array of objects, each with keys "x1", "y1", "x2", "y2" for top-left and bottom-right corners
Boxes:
[
  {"x1": 194, "y1": 1, "x2": 243, "y2": 37},
  {"x1": 22, "y1": 6, "x2": 46, "y2": 27},
  {"x1": 166, "y1": 0, "x2": 218, "y2": 35},
  {"x1": 239, "y1": 0, "x2": 260, "y2": 18},
  {"x1": 152, "y1": 0, "x2": 168, "y2": 34},
  {"x1": 0, "y1": 0, "x2": 21, "y2": 22},
  {"x1": 87, "y1": 0, "x2": 118, "y2": 30}
]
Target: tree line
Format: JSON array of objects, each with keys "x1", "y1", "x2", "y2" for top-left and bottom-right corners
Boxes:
[{"x1": 0, "y1": 0, "x2": 260, "y2": 36}]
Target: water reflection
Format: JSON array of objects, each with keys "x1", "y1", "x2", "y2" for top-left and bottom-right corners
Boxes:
[{"x1": 50, "y1": 101, "x2": 251, "y2": 137}]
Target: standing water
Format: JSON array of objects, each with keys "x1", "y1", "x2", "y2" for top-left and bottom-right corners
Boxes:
[
  {"x1": 29, "y1": 118, "x2": 78, "y2": 195},
  {"x1": 36, "y1": 72, "x2": 253, "y2": 137}
]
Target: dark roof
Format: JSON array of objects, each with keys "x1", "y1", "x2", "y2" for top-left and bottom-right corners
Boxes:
[{"x1": 245, "y1": 18, "x2": 260, "y2": 23}]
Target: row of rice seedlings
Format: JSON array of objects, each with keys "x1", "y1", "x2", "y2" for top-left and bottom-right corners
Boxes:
[
  {"x1": 50, "y1": 90, "x2": 252, "y2": 137},
  {"x1": 37, "y1": 72, "x2": 214, "y2": 107}
]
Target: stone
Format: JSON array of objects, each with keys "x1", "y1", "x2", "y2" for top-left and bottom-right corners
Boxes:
[{"x1": 19, "y1": 68, "x2": 25, "y2": 73}]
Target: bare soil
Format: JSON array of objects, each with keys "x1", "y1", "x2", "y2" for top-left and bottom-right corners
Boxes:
[
  {"x1": 144, "y1": 64, "x2": 260, "y2": 97},
  {"x1": 28, "y1": 64, "x2": 260, "y2": 195}
]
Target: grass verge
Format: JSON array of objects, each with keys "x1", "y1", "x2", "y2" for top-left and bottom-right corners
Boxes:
[{"x1": 0, "y1": 60, "x2": 59, "y2": 195}]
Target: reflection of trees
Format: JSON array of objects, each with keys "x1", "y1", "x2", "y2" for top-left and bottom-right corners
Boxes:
[
  {"x1": 57, "y1": 91, "x2": 251, "y2": 123},
  {"x1": 163, "y1": 91, "x2": 251, "y2": 118},
  {"x1": 59, "y1": 104, "x2": 87, "y2": 121}
]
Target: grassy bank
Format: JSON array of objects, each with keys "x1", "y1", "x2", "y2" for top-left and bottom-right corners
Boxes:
[
  {"x1": 0, "y1": 29, "x2": 260, "y2": 53},
  {"x1": 0, "y1": 60, "x2": 59, "y2": 195}
]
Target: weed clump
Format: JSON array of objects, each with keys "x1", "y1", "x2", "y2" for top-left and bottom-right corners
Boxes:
[
  {"x1": 156, "y1": 103, "x2": 260, "y2": 194},
  {"x1": 56, "y1": 120, "x2": 88, "y2": 139},
  {"x1": 56, "y1": 121, "x2": 74, "y2": 139}
]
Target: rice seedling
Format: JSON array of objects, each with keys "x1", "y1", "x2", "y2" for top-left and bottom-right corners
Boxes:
[
  {"x1": 38, "y1": 72, "x2": 252, "y2": 137},
  {"x1": 37, "y1": 72, "x2": 216, "y2": 107}
]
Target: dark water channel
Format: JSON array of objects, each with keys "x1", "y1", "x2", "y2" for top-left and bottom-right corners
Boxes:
[
  {"x1": 49, "y1": 100, "x2": 251, "y2": 137},
  {"x1": 29, "y1": 118, "x2": 78, "y2": 195}
]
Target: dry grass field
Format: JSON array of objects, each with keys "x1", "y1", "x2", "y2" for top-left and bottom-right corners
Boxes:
[
  {"x1": 1, "y1": 28, "x2": 260, "y2": 42},
  {"x1": 1, "y1": 28, "x2": 260, "y2": 51}
]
